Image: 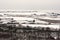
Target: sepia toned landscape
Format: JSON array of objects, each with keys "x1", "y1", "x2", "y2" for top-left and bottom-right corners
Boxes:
[{"x1": 0, "y1": 11, "x2": 59, "y2": 40}]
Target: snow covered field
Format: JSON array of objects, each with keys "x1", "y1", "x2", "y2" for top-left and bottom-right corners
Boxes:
[
  {"x1": 16, "y1": 17, "x2": 60, "y2": 29},
  {"x1": 22, "y1": 24, "x2": 60, "y2": 29},
  {"x1": 0, "y1": 12, "x2": 60, "y2": 29}
]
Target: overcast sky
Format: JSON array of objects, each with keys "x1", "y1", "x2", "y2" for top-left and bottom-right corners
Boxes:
[{"x1": 0, "y1": 0, "x2": 60, "y2": 10}]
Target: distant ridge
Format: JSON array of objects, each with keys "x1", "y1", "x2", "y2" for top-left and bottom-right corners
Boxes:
[{"x1": 0, "y1": 10, "x2": 38, "y2": 13}]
